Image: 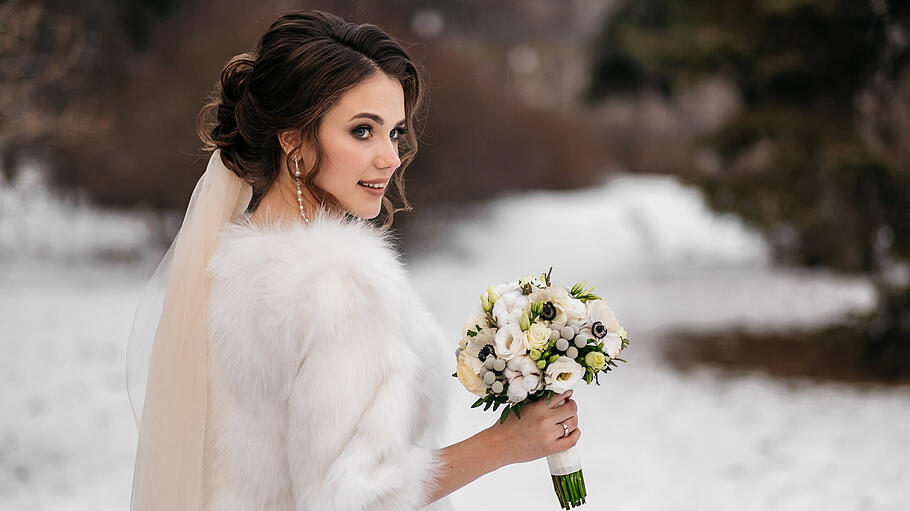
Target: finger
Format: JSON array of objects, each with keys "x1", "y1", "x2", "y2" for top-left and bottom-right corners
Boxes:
[
  {"x1": 547, "y1": 389, "x2": 573, "y2": 408},
  {"x1": 552, "y1": 398, "x2": 577, "y2": 423},
  {"x1": 553, "y1": 426, "x2": 581, "y2": 448},
  {"x1": 553, "y1": 416, "x2": 579, "y2": 441},
  {"x1": 565, "y1": 415, "x2": 579, "y2": 434}
]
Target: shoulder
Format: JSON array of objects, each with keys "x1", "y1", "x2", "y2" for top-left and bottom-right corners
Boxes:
[
  {"x1": 209, "y1": 208, "x2": 406, "y2": 288},
  {"x1": 206, "y1": 208, "x2": 414, "y2": 340}
]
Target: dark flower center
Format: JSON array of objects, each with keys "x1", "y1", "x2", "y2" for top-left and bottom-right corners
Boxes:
[
  {"x1": 478, "y1": 344, "x2": 496, "y2": 361},
  {"x1": 591, "y1": 321, "x2": 607, "y2": 339},
  {"x1": 540, "y1": 301, "x2": 557, "y2": 321}
]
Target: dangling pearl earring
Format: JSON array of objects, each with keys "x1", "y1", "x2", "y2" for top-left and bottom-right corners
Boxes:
[{"x1": 294, "y1": 156, "x2": 310, "y2": 223}]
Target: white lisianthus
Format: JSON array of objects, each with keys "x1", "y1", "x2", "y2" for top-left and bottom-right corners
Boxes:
[
  {"x1": 528, "y1": 285, "x2": 570, "y2": 329},
  {"x1": 492, "y1": 290, "x2": 530, "y2": 327},
  {"x1": 494, "y1": 322, "x2": 530, "y2": 360},
  {"x1": 525, "y1": 322, "x2": 551, "y2": 350},
  {"x1": 456, "y1": 351, "x2": 487, "y2": 397},
  {"x1": 544, "y1": 356, "x2": 584, "y2": 394}
]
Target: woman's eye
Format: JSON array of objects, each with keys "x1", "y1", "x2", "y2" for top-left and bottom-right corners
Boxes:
[
  {"x1": 391, "y1": 127, "x2": 407, "y2": 140},
  {"x1": 353, "y1": 125, "x2": 370, "y2": 139},
  {"x1": 353, "y1": 125, "x2": 406, "y2": 141}
]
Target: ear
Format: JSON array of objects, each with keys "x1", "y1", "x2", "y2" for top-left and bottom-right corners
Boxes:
[{"x1": 277, "y1": 129, "x2": 301, "y2": 157}]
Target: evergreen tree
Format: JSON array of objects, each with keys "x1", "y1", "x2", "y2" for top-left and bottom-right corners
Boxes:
[{"x1": 586, "y1": 0, "x2": 910, "y2": 377}]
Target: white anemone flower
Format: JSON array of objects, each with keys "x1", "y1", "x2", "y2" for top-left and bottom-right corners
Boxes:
[{"x1": 528, "y1": 285, "x2": 570, "y2": 329}]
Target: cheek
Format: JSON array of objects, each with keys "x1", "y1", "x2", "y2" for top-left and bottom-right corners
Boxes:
[{"x1": 321, "y1": 139, "x2": 367, "y2": 185}]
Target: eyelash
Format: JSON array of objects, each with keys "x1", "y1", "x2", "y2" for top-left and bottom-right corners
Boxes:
[{"x1": 352, "y1": 124, "x2": 407, "y2": 141}]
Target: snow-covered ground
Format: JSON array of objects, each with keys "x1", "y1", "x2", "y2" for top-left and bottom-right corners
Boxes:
[{"x1": 2, "y1": 172, "x2": 907, "y2": 510}]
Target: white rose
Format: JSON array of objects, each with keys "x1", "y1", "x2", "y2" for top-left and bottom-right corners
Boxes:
[
  {"x1": 492, "y1": 290, "x2": 530, "y2": 327},
  {"x1": 544, "y1": 356, "x2": 585, "y2": 394},
  {"x1": 525, "y1": 322, "x2": 551, "y2": 350},
  {"x1": 494, "y1": 323, "x2": 530, "y2": 360}
]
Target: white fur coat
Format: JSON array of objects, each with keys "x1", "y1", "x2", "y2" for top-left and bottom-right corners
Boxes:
[{"x1": 201, "y1": 209, "x2": 454, "y2": 511}]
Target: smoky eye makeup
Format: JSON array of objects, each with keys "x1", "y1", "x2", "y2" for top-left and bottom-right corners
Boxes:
[{"x1": 351, "y1": 124, "x2": 407, "y2": 140}]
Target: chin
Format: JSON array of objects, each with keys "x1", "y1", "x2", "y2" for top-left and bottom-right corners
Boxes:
[{"x1": 345, "y1": 201, "x2": 383, "y2": 220}]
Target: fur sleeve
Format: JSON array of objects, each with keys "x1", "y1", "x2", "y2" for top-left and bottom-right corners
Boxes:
[
  {"x1": 208, "y1": 216, "x2": 446, "y2": 510},
  {"x1": 286, "y1": 264, "x2": 445, "y2": 510}
]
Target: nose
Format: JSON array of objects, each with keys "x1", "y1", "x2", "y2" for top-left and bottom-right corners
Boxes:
[{"x1": 376, "y1": 137, "x2": 401, "y2": 171}]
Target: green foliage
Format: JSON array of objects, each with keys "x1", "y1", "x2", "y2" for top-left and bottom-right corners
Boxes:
[{"x1": 586, "y1": 0, "x2": 910, "y2": 371}]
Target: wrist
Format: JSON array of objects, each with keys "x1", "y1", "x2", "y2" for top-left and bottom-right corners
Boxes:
[{"x1": 478, "y1": 424, "x2": 512, "y2": 470}]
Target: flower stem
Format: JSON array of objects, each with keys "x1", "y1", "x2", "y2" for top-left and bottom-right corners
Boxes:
[{"x1": 551, "y1": 469, "x2": 586, "y2": 509}]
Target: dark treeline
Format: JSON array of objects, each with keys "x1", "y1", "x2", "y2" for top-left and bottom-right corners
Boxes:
[
  {"x1": 586, "y1": 0, "x2": 910, "y2": 379},
  {"x1": 1, "y1": 0, "x2": 605, "y2": 234}
]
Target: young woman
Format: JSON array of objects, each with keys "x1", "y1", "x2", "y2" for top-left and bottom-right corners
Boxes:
[{"x1": 126, "y1": 10, "x2": 580, "y2": 510}]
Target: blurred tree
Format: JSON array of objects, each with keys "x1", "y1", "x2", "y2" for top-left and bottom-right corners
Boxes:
[
  {"x1": 0, "y1": 0, "x2": 178, "y2": 184},
  {"x1": 585, "y1": 0, "x2": 910, "y2": 378},
  {"x1": 0, "y1": 0, "x2": 100, "y2": 177},
  {"x1": 7, "y1": 0, "x2": 604, "y2": 219}
]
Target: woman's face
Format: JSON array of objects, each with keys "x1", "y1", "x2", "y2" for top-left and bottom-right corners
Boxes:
[{"x1": 311, "y1": 72, "x2": 406, "y2": 219}]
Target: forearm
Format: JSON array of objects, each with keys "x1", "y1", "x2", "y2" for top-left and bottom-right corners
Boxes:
[{"x1": 425, "y1": 426, "x2": 510, "y2": 504}]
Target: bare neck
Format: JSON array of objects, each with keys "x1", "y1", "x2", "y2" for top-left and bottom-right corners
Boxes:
[{"x1": 248, "y1": 159, "x2": 319, "y2": 227}]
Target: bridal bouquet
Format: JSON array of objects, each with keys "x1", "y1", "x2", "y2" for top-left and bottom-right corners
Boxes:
[{"x1": 453, "y1": 268, "x2": 629, "y2": 510}]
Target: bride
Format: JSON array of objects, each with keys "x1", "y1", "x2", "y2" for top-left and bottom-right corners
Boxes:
[{"x1": 126, "y1": 9, "x2": 580, "y2": 510}]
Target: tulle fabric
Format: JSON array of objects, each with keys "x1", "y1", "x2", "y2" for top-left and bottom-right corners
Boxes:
[{"x1": 125, "y1": 149, "x2": 252, "y2": 510}]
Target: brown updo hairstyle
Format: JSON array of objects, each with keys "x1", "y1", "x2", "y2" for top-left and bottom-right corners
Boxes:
[{"x1": 196, "y1": 10, "x2": 426, "y2": 229}]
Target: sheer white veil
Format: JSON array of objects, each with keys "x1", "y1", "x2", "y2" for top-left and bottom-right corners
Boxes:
[{"x1": 125, "y1": 149, "x2": 252, "y2": 510}]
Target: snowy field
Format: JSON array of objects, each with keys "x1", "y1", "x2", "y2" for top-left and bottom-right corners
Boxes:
[{"x1": 2, "y1": 172, "x2": 908, "y2": 510}]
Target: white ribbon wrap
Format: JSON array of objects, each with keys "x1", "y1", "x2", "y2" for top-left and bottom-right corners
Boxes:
[{"x1": 546, "y1": 445, "x2": 582, "y2": 476}]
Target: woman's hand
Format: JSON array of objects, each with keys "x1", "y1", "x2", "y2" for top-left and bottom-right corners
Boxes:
[
  {"x1": 486, "y1": 389, "x2": 580, "y2": 466},
  {"x1": 425, "y1": 390, "x2": 580, "y2": 504}
]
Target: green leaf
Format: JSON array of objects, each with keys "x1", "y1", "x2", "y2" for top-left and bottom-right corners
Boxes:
[
  {"x1": 498, "y1": 405, "x2": 511, "y2": 424},
  {"x1": 483, "y1": 398, "x2": 493, "y2": 411},
  {"x1": 471, "y1": 397, "x2": 484, "y2": 408},
  {"x1": 452, "y1": 372, "x2": 458, "y2": 378},
  {"x1": 514, "y1": 403, "x2": 522, "y2": 419}
]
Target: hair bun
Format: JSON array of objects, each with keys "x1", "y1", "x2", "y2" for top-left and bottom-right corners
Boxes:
[
  {"x1": 219, "y1": 53, "x2": 255, "y2": 106},
  {"x1": 196, "y1": 52, "x2": 257, "y2": 183}
]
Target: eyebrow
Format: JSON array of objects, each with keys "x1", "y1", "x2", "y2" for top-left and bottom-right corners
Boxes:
[{"x1": 348, "y1": 112, "x2": 406, "y2": 127}]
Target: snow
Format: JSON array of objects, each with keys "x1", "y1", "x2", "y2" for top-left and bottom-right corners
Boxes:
[{"x1": 1, "y1": 173, "x2": 906, "y2": 510}]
